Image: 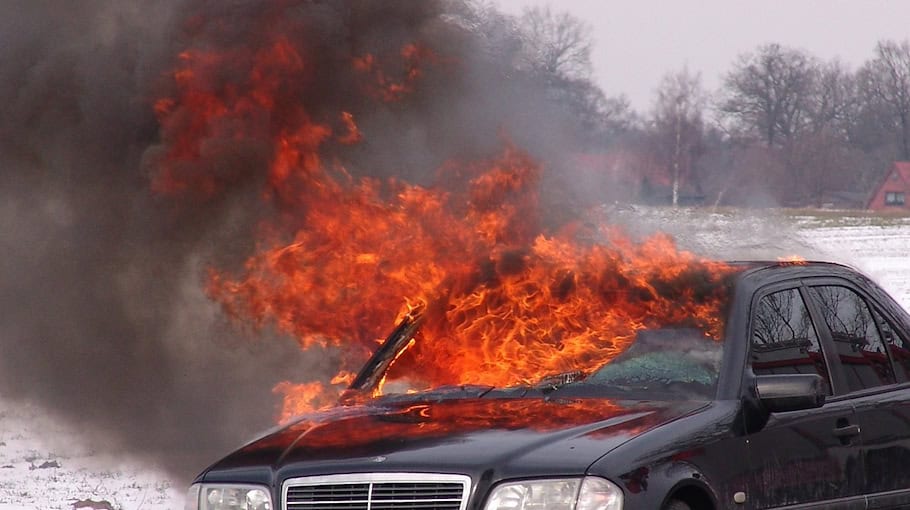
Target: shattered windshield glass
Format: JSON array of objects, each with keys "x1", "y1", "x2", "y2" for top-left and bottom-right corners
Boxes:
[{"x1": 578, "y1": 328, "x2": 724, "y2": 398}]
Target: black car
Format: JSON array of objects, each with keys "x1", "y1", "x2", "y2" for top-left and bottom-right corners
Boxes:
[{"x1": 185, "y1": 261, "x2": 910, "y2": 510}]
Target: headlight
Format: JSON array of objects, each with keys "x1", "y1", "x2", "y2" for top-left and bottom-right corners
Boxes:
[
  {"x1": 483, "y1": 477, "x2": 622, "y2": 510},
  {"x1": 184, "y1": 483, "x2": 273, "y2": 510}
]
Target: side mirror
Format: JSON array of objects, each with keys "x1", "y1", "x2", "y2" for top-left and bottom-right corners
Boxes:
[{"x1": 755, "y1": 374, "x2": 826, "y2": 413}]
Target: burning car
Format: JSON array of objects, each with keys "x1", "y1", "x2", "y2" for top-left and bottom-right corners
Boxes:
[{"x1": 185, "y1": 261, "x2": 910, "y2": 510}]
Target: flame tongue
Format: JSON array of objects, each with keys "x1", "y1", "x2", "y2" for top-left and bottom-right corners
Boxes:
[
  {"x1": 152, "y1": 20, "x2": 737, "y2": 423},
  {"x1": 208, "y1": 145, "x2": 736, "y2": 421},
  {"x1": 208, "y1": 145, "x2": 544, "y2": 353}
]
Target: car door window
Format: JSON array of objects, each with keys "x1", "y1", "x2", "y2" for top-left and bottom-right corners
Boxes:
[
  {"x1": 751, "y1": 288, "x2": 831, "y2": 394},
  {"x1": 871, "y1": 307, "x2": 910, "y2": 382},
  {"x1": 809, "y1": 285, "x2": 896, "y2": 391}
]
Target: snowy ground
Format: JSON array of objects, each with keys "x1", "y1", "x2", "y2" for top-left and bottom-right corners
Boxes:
[
  {"x1": 603, "y1": 206, "x2": 910, "y2": 307},
  {"x1": 0, "y1": 400, "x2": 180, "y2": 509},
  {"x1": 2, "y1": 208, "x2": 909, "y2": 510}
]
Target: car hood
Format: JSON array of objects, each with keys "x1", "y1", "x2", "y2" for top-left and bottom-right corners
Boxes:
[{"x1": 202, "y1": 395, "x2": 707, "y2": 482}]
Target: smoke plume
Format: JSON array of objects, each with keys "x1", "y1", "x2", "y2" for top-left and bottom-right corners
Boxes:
[{"x1": 0, "y1": 0, "x2": 603, "y2": 479}]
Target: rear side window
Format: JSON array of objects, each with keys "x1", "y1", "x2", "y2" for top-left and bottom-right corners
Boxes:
[
  {"x1": 751, "y1": 288, "x2": 831, "y2": 394},
  {"x1": 808, "y1": 286, "x2": 896, "y2": 391},
  {"x1": 872, "y1": 307, "x2": 910, "y2": 383}
]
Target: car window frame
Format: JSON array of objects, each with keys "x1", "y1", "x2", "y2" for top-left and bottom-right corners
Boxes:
[
  {"x1": 870, "y1": 305, "x2": 910, "y2": 384},
  {"x1": 804, "y1": 281, "x2": 898, "y2": 391},
  {"x1": 801, "y1": 276, "x2": 906, "y2": 398},
  {"x1": 742, "y1": 280, "x2": 840, "y2": 397}
]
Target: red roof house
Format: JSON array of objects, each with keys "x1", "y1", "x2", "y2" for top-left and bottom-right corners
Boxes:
[
  {"x1": 569, "y1": 150, "x2": 704, "y2": 205},
  {"x1": 867, "y1": 162, "x2": 910, "y2": 211}
]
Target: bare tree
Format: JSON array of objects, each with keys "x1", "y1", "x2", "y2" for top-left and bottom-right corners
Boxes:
[
  {"x1": 449, "y1": 1, "x2": 524, "y2": 66},
  {"x1": 652, "y1": 67, "x2": 706, "y2": 206},
  {"x1": 541, "y1": 77, "x2": 638, "y2": 146},
  {"x1": 700, "y1": 134, "x2": 788, "y2": 208},
  {"x1": 807, "y1": 60, "x2": 857, "y2": 137},
  {"x1": 602, "y1": 94, "x2": 638, "y2": 136},
  {"x1": 517, "y1": 5, "x2": 593, "y2": 81},
  {"x1": 792, "y1": 131, "x2": 860, "y2": 207},
  {"x1": 513, "y1": 6, "x2": 633, "y2": 146},
  {"x1": 721, "y1": 44, "x2": 819, "y2": 147},
  {"x1": 857, "y1": 39, "x2": 910, "y2": 160}
]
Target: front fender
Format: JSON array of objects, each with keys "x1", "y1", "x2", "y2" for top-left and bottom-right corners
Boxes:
[
  {"x1": 587, "y1": 401, "x2": 746, "y2": 509},
  {"x1": 604, "y1": 460, "x2": 720, "y2": 509}
]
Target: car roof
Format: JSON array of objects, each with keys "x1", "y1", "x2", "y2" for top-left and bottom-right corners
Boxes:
[
  {"x1": 729, "y1": 260, "x2": 859, "y2": 279},
  {"x1": 718, "y1": 260, "x2": 871, "y2": 300}
]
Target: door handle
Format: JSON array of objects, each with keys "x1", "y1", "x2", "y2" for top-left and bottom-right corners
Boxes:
[{"x1": 832, "y1": 424, "x2": 861, "y2": 437}]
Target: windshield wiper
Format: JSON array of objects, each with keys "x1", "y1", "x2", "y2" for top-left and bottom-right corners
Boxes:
[
  {"x1": 347, "y1": 305, "x2": 425, "y2": 393},
  {"x1": 377, "y1": 384, "x2": 495, "y2": 403}
]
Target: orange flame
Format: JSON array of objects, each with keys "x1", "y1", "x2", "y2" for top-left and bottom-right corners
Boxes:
[
  {"x1": 153, "y1": 32, "x2": 736, "y2": 423},
  {"x1": 208, "y1": 142, "x2": 734, "y2": 421},
  {"x1": 777, "y1": 255, "x2": 808, "y2": 266},
  {"x1": 353, "y1": 43, "x2": 437, "y2": 102},
  {"x1": 337, "y1": 112, "x2": 363, "y2": 145}
]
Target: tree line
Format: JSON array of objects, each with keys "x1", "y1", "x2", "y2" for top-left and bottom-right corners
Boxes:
[{"x1": 471, "y1": 3, "x2": 910, "y2": 208}]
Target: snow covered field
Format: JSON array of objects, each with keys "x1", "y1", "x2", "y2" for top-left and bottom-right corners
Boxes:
[
  {"x1": 2, "y1": 208, "x2": 908, "y2": 510},
  {"x1": 0, "y1": 402, "x2": 180, "y2": 510},
  {"x1": 790, "y1": 213, "x2": 910, "y2": 308}
]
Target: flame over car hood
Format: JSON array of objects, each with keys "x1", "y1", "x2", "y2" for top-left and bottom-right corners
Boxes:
[{"x1": 202, "y1": 395, "x2": 707, "y2": 480}]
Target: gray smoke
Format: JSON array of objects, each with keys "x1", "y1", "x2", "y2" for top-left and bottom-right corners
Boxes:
[
  {"x1": 0, "y1": 0, "x2": 329, "y2": 479},
  {"x1": 0, "y1": 0, "x2": 603, "y2": 480}
]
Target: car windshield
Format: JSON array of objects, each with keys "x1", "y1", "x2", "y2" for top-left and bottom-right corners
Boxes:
[
  {"x1": 347, "y1": 266, "x2": 741, "y2": 402},
  {"x1": 575, "y1": 327, "x2": 724, "y2": 399}
]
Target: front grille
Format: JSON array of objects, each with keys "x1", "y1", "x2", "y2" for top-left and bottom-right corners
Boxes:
[{"x1": 284, "y1": 474, "x2": 471, "y2": 510}]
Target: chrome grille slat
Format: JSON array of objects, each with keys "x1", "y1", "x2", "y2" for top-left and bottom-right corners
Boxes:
[
  {"x1": 287, "y1": 505, "x2": 369, "y2": 508},
  {"x1": 288, "y1": 502, "x2": 370, "y2": 506},
  {"x1": 371, "y1": 503, "x2": 461, "y2": 509},
  {"x1": 284, "y1": 474, "x2": 471, "y2": 510},
  {"x1": 289, "y1": 484, "x2": 370, "y2": 500}
]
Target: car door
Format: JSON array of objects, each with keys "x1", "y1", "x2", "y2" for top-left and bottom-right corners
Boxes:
[
  {"x1": 805, "y1": 282, "x2": 910, "y2": 508},
  {"x1": 743, "y1": 284, "x2": 864, "y2": 509}
]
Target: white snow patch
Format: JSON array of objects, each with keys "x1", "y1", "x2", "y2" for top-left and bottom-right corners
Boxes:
[{"x1": 0, "y1": 401, "x2": 182, "y2": 509}]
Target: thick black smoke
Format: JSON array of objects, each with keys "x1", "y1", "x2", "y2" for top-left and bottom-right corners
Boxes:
[{"x1": 0, "y1": 0, "x2": 600, "y2": 480}]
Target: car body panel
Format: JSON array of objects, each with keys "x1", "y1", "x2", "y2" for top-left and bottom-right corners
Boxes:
[
  {"x1": 742, "y1": 400, "x2": 862, "y2": 508},
  {"x1": 191, "y1": 262, "x2": 910, "y2": 510},
  {"x1": 202, "y1": 397, "x2": 706, "y2": 478}
]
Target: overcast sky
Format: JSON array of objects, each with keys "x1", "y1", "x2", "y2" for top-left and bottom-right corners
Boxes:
[{"x1": 495, "y1": 0, "x2": 910, "y2": 112}]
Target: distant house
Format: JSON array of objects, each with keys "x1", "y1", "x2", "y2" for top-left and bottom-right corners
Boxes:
[
  {"x1": 867, "y1": 161, "x2": 910, "y2": 211},
  {"x1": 570, "y1": 151, "x2": 704, "y2": 206}
]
